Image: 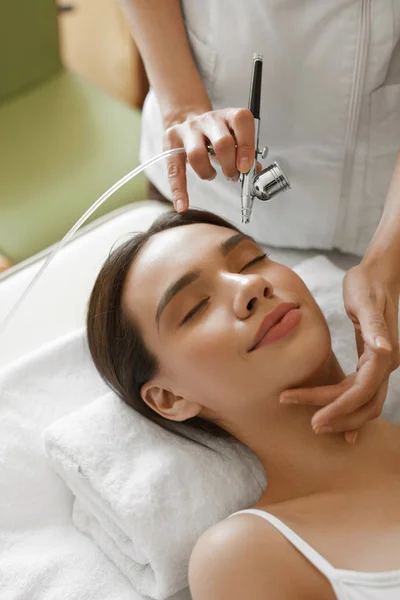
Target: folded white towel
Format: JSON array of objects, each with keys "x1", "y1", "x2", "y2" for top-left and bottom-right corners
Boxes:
[
  {"x1": 43, "y1": 255, "x2": 400, "y2": 600},
  {"x1": 44, "y1": 392, "x2": 266, "y2": 599}
]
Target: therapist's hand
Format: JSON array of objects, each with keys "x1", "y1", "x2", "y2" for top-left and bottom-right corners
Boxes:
[
  {"x1": 163, "y1": 108, "x2": 257, "y2": 212},
  {"x1": 279, "y1": 262, "x2": 400, "y2": 445}
]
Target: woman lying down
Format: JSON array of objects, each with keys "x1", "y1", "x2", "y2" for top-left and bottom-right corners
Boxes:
[{"x1": 86, "y1": 208, "x2": 400, "y2": 600}]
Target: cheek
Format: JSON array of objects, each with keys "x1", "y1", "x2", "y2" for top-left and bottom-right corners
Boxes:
[{"x1": 166, "y1": 312, "x2": 240, "y2": 393}]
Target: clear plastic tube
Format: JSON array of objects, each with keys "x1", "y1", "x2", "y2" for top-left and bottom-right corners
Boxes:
[{"x1": 0, "y1": 147, "x2": 186, "y2": 335}]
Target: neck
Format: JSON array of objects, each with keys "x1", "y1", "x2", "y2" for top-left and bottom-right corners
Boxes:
[{"x1": 232, "y1": 350, "x2": 400, "y2": 505}]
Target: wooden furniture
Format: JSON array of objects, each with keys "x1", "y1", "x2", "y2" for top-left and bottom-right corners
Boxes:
[
  {"x1": 59, "y1": 0, "x2": 149, "y2": 108},
  {"x1": 0, "y1": 256, "x2": 14, "y2": 273}
]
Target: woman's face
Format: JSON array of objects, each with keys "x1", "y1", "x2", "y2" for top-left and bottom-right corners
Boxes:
[{"x1": 122, "y1": 223, "x2": 332, "y2": 425}]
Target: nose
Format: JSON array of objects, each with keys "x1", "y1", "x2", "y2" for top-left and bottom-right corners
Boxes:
[{"x1": 233, "y1": 274, "x2": 273, "y2": 320}]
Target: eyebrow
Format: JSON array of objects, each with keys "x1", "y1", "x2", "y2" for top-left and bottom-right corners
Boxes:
[{"x1": 155, "y1": 232, "x2": 255, "y2": 328}]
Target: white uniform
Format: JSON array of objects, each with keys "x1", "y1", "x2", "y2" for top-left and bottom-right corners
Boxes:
[{"x1": 140, "y1": 0, "x2": 400, "y2": 256}]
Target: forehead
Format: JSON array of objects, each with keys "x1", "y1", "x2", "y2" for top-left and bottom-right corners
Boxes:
[{"x1": 122, "y1": 223, "x2": 236, "y2": 317}]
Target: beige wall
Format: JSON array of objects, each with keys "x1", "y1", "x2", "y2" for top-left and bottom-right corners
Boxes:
[{"x1": 58, "y1": 0, "x2": 148, "y2": 108}]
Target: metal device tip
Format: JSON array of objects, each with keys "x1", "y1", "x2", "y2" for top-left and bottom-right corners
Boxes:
[{"x1": 242, "y1": 215, "x2": 250, "y2": 224}]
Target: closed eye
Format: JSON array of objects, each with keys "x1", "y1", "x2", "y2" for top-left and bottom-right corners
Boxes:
[
  {"x1": 239, "y1": 252, "x2": 270, "y2": 272},
  {"x1": 179, "y1": 252, "x2": 270, "y2": 325},
  {"x1": 180, "y1": 297, "x2": 209, "y2": 325}
]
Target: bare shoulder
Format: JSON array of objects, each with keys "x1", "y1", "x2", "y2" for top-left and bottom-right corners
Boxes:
[{"x1": 188, "y1": 512, "x2": 310, "y2": 600}]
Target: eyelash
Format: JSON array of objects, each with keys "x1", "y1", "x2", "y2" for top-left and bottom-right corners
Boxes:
[{"x1": 180, "y1": 252, "x2": 270, "y2": 325}]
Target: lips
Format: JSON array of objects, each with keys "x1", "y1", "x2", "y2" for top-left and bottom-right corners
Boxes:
[{"x1": 248, "y1": 302, "x2": 299, "y2": 352}]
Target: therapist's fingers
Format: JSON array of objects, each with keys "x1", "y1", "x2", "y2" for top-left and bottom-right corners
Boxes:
[
  {"x1": 183, "y1": 127, "x2": 218, "y2": 181},
  {"x1": 310, "y1": 349, "x2": 389, "y2": 429},
  {"x1": 202, "y1": 114, "x2": 239, "y2": 180},
  {"x1": 163, "y1": 127, "x2": 190, "y2": 211},
  {"x1": 280, "y1": 374, "x2": 356, "y2": 407},
  {"x1": 315, "y1": 379, "x2": 389, "y2": 435},
  {"x1": 163, "y1": 107, "x2": 259, "y2": 211},
  {"x1": 354, "y1": 324, "x2": 365, "y2": 361},
  {"x1": 225, "y1": 108, "x2": 256, "y2": 174},
  {"x1": 280, "y1": 346, "x2": 389, "y2": 431}
]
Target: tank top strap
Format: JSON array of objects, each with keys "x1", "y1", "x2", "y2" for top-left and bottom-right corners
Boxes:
[{"x1": 228, "y1": 508, "x2": 337, "y2": 581}]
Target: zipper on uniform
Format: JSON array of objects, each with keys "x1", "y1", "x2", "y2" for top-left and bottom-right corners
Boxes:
[{"x1": 333, "y1": 0, "x2": 371, "y2": 249}]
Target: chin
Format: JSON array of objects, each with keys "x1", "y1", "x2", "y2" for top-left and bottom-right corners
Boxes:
[{"x1": 283, "y1": 315, "x2": 332, "y2": 386}]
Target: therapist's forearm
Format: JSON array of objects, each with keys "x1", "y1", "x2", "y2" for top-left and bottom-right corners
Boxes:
[
  {"x1": 363, "y1": 149, "x2": 400, "y2": 283},
  {"x1": 119, "y1": 0, "x2": 212, "y2": 127}
]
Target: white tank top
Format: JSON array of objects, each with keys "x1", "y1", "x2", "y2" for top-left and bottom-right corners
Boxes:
[
  {"x1": 228, "y1": 508, "x2": 400, "y2": 600},
  {"x1": 140, "y1": 0, "x2": 400, "y2": 256}
]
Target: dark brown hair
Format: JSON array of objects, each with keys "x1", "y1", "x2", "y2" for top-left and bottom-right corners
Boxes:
[{"x1": 86, "y1": 208, "x2": 245, "y2": 453}]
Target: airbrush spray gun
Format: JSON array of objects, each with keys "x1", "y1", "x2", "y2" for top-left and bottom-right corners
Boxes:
[
  {"x1": 240, "y1": 53, "x2": 291, "y2": 223},
  {"x1": 208, "y1": 54, "x2": 291, "y2": 223}
]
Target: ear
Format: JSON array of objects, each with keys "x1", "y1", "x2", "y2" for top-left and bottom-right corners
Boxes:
[{"x1": 140, "y1": 381, "x2": 202, "y2": 422}]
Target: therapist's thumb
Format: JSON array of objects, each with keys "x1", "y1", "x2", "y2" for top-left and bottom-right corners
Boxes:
[{"x1": 359, "y1": 308, "x2": 392, "y2": 352}]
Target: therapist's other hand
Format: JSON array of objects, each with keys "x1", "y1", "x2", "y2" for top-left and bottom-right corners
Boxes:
[
  {"x1": 163, "y1": 108, "x2": 256, "y2": 212},
  {"x1": 279, "y1": 262, "x2": 400, "y2": 444}
]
